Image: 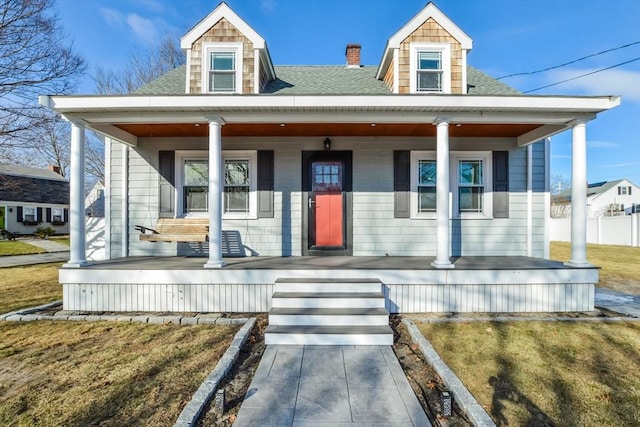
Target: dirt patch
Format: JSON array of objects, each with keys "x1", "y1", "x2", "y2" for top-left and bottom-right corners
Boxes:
[{"x1": 196, "y1": 315, "x2": 268, "y2": 426}]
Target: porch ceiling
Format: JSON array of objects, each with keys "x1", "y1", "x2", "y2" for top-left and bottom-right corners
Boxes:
[{"x1": 113, "y1": 122, "x2": 541, "y2": 138}]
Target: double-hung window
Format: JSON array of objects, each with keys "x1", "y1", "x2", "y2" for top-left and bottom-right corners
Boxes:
[
  {"x1": 202, "y1": 43, "x2": 243, "y2": 94},
  {"x1": 176, "y1": 150, "x2": 257, "y2": 219},
  {"x1": 23, "y1": 207, "x2": 36, "y2": 222},
  {"x1": 52, "y1": 208, "x2": 63, "y2": 223},
  {"x1": 457, "y1": 160, "x2": 484, "y2": 213},
  {"x1": 410, "y1": 43, "x2": 451, "y2": 94},
  {"x1": 417, "y1": 159, "x2": 437, "y2": 212}
]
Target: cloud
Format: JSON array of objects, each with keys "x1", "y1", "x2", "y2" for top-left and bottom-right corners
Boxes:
[
  {"x1": 260, "y1": 0, "x2": 276, "y2": 14},
  {"x1": 551, "y1": 154, "x2": 572, "y2": 159},
  {"x1": 602, "y1": 162, "x2": 640, "y2": 168},
  {"x1": 588, "y1": 141, "x2": 619, "y2": 148},
  {"x1": 99, "y1": 7, "x2": 124, "y2": 28},
  {"x1": 126, "y1": 14, "x2": 159, "y2": 45},
  {"x1": 546, "y1": 67, "x2": 640, "y2": 102}
]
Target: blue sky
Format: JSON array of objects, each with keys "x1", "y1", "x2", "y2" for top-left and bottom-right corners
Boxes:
[{"x1": 55, "y1": 0, "x2": 640, "y2": 184}]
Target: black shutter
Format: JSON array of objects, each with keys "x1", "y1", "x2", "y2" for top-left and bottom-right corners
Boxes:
[
  {"x1": 17, "y1": 206, "x2": 23, "y2": 222},
  {"x1": 46, "y1": 208, "x2": 52, "y2": 222},
  {"x1": 394, "y1": 151, "x2": 410, "y2": 218},
  {"x1": 37, "y1": 207, "x2": 43, "y2": 222},
  {"x1": 493, "y1": 151, "x2": 509, "y2": 218},
  {"x1": 63, "y1": 209, "x2": 69, "y2": 223},
  {"x1": 618, "y1": 186, "x2": 622, "y2": 195},
  {"x1": 629, "y1": 186, "x2": 632, "y2": 195},
  {"x1": 158, "y1": 151, "x2": 175, "y2": 218},
  {"x1": 257, "y1": 150, "x2": 274, "y2": 218}
]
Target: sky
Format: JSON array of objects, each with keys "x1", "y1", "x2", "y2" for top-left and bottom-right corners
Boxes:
[{"x1": 54, "y1": 0, "x2": 640, "y2": 185}]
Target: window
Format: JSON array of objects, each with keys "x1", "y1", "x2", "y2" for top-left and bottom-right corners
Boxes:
[
  {"x1": 202, "y1": 43, "x2": 243, "y2": 94},
  {"x1": 411, "y1": 151, "x2": 492, "y2": 218},
  {"x1": 410, "y1": 43, "x2": 451, "y2": 94},
  {"x1": 24, "y1": 207, "x2": 36, "y2": 222},
  {"x1": 52, "y1": 208, "x2": 63, "y2": 223},
  {"x1": 417, "y1": 51, "x2": 443, "y2": 92},
  {"x1": 176, "y1": 150, "x2": 257, "y2": 219},
  {"x1": 458, "y1": 160, "x2": 484, "y2": 213},
  {"x1": 417, "y1": 159, "x2": 437, "y2": 212},
  {"x1": 619, "y1": 186, "x2": 628, "y2": 195}
]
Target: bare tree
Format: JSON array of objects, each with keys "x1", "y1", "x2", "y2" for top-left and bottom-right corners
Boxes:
[
  {"x1": 93, "y1": 36, "x2": 184, "y2": 94},
  {"x1": 0, "y1": 0, "x2": 85, "y2": 141}
]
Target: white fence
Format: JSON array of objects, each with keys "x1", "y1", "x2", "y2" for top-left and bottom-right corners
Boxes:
[{"x1": 551, "y1": 214, "x2": 640, "y2": 247}]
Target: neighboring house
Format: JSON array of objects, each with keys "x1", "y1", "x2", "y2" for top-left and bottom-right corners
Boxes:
[
  {"x1": 0, "y1": 164, "x2": 69, "y2": 235},
  {"x1": 40, "y1": 2, "x2": 619, "y2": 340},
  {"x1": 85, "y1": 181, "x2": 105, "y2": 217},
  {"x1": 553, "y1": 179, "x2": 640, "y2": 218}
]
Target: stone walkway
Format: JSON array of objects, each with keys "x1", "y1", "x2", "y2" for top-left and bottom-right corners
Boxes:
[{"x1": 233, "y1": 345, "x2": 430, "y2": 427}]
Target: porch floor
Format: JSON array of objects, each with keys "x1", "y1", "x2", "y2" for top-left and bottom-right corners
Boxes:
[{"x1": 83, "y1": 255, "x2": 581, "y2": 271}]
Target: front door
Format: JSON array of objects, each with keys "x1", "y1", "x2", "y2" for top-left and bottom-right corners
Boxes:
[
  {"x1": 302, "y1": 151, "x2": 352, "y2": 255},
  {"x1": 0, "y1": 206, "x2": 5, "y2": 230}
]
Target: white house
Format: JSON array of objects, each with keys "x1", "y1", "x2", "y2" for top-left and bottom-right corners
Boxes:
[
  {"x1": 554, "y1": 179, "x2": 639, "y2": 217},
  {"x1": 0, "y1": 164, "x2": 70, "y2": 236},
  {"x1": 39, "y1": 2, "x2": 619, "y2": 344}
]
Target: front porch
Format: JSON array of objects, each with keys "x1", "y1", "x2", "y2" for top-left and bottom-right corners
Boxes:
[{"x1": 60, "y1": 256, "x2": 597, "y2": 313}]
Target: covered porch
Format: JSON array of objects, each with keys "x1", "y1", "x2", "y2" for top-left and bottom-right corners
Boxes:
[{"x1": 59, "y1": 255, "x2": 597, "y2": 313}]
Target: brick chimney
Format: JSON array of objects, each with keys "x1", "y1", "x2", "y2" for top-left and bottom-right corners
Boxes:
[
  {"x1": 345, "y1": 44, "x2": 361, "y2": 68},
  {"x1": 49, "y1": 165, "x2": 61, "y2": 175}
]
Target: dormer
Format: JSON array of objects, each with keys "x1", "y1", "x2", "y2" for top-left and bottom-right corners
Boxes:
[
  {"x1": 180, "y1": 2, "x2": 275, "y2": 94},
  {"x1": 376, "y1": 2, "x2": 473, "y2": 94}
]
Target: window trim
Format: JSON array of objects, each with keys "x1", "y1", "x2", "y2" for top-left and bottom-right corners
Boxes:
[
  {"x1": 51, "y1": 208, "x2": 63, "y2": 223},
  {"x1": 409, "y1": 42, "x2": 451, "y2": 94},
  {"x1": 410, "y1": 151, "x2": 493, "y2": 219},
  {"x1": 201, "y1": 42, "x2": 243, "y2": 94},
  {"x1": 23, "y1": 206, "x2": 36, "y2": 222},
  {"x1": 174, "y1": 150, "x2": 257, "y2": 220}
]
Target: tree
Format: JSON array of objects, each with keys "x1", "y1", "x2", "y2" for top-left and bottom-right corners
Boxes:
[
  {"x1": 93, "y1": 36, "x2": 184, "y2": 95},
  {"x1": 550, "y1": 173, "x2": 571, "y2": 218},
  {"x1": 0, "y1": 0, "x2": 85, "y2": 141}
]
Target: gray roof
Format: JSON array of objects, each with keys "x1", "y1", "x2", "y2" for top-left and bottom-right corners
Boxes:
[
  {"x1": 554, "y1": 179, "x2": 635, "y2": 203},
  {"x1": 134, "y1": 64, "x2": 520, "y2": 96},
  {"x1": 0, "y1": 164, "x2": 67, "y2": 181}
]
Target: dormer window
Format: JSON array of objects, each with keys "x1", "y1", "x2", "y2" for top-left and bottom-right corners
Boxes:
[
  {"x1": 202, "y1": 43, "x2": 243, "y2": 94},
  {"x1": 410, "y1": 43, "x2": 451, "y2": 94}
]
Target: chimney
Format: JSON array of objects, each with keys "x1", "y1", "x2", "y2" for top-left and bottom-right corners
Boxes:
[
  {"x1": 49, "y1": 165, "x2": 61, "y2": 175},
  {"x1": 345, "y1": 44, "x2": 361, "y2": 68}
]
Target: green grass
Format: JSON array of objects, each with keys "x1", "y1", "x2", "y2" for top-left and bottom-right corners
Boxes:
[
  {"x1": 419, "y1": 321, "x2": 640, "y2": 427},
  {"x1": 0, "y1": 263, "x2": 62, "y2": 314},
  {"x1": 0, "y1": 241, "x2": 47, "y2": 256},
  {"x1": 550, "y1": 241, "x2": 640, "y2": 294},
  {"x1": 49, "y1": 236, "x2": 70, "y2": 246}
]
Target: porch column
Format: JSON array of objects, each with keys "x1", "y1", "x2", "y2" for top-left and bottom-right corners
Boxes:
[
  {"x1": 65, "y1": 121, "x2": 88, "y2": 268},
  {"x1": 566, "y1": 120, "x2": 591, "y2": 267},
  {"x1": 431, "y1": 118, "x2": 454, "y2": 269},
  {"x1": 204, "y1": 118, "x2": 226, "y2": 268}
]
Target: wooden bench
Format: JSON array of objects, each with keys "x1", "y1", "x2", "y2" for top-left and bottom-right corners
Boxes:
[{"x1": 135, "y1": 218, "x2": 209, "y2": 243}]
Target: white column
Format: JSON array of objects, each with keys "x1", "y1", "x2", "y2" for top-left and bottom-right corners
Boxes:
[
  {"x1": 566, "y1": 121, "x2": 591, "y2": 267},
  {"x1": 64, "y1": 121, "x2": 88, "y2": 268},
  {"x1": 204, "y1": 118, "x2": 226, "y2": 268},
  {"x1": 431, "y1": 118, "x2": 454, "y2": 269}
]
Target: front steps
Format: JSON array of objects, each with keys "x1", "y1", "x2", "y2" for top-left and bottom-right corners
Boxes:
[{"x1": 265, "y1": 278, "x2": 393, "y2": 345}]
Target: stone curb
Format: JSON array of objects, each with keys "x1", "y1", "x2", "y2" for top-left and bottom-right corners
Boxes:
[
  {"x1": 411, "y1": 315, "x2": 640, "y2": 324},
  {"x1": 174, "y1": 317, "x2": 256, "y2": 427},
  {"x1": 402, "y1": 318, "x2": 496, "y2": 427},
  {"x1": 0, "y1": 302, "x2": 248, "y2": 325}
]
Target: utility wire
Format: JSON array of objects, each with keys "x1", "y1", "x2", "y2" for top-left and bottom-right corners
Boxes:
[
  {"x1": 497, "y1": 41, "x2": 640, "y2": 79},
  {"x1": 523, "y1": 57, "x2": 640, "y2": 93}
]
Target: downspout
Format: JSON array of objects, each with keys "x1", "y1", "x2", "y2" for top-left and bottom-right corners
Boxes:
[
  {"x1": 527, "y1": 144, "x2": 533, "y2": 257},
  {"x1": 121, "y1": 144, "x2": 129, "y2": 258}
]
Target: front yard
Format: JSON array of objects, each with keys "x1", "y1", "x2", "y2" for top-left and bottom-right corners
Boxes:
[{"x1": 0, "y1": 263, "x2": 62, "y2": 314}]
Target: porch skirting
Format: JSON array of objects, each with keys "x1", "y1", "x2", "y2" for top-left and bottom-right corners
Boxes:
[{"x1": 59, "y1": 256, "x2": 597, "y2": 313}]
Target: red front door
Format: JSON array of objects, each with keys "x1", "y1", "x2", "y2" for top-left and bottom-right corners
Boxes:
[{"x1": 310, "y1": 161, "x2": 344, "y2": 248}]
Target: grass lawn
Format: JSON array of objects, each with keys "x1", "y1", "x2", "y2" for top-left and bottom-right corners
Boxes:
[
  {"x1": 0, "y1": 263, "x2": 62, "y2": 314},
  {"x1": 550, "y1": 241, "x2": 640, "y2": 294},
  {"x1": 0, "y1": 241, "x2": 46, "y2": 256},
  {"x1": 49, "y1": 236, "x2": 70, "y2": 246},
  {"x1": 419, "y1": 321, "x2": 640, "y2": 426},
  {"x1": 0, "y1": 321, "x2": 239, "y2": 427}
]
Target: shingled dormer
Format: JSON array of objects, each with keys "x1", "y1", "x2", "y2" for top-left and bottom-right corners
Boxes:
[
  {"x1": 376, "y1": 2, "x2": 473, "y2": 94},
  {"x1": 180, "y1": 2, "x2": 275, "y2": 94}
]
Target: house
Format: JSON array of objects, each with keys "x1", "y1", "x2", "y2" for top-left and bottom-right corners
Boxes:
[
  {"x1": 0, "y1": 164, "x2": 69, "y2": 235},
  {"x1": 553, "y1": 179, "x2": 640, "y2": 217},
  {"x1": 39, "y1": 2, "x2": 619, "y2": 343}
]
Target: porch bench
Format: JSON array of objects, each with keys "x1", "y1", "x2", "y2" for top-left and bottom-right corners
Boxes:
[{"x1": 136, "y1": 218, "x2": 209, "y2": 243}]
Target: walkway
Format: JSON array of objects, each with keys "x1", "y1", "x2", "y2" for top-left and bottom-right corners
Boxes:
[
  {"x1": 0, "y1": 238, "x2": 69, "y2": 268},
  {"x1": 233, "y1": 345, "x2": 430, "y2": 427},
  {"x1": 595, "y1": 288, "x2": 640, "y2": 318}
]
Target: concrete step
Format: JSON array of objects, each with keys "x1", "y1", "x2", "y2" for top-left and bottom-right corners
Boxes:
[
  {"x1": 274, "y1": 278, "x2": 382, "y2": 294},
  {"x1": 264, "y1": 325, "x2": 394, "y2": 346},
  {"x1": 271, "y1": 292, "x2": 386, "y2": 309},
  {"x1": 269, "y1": 307, "x2": 389, "y2": 326}
]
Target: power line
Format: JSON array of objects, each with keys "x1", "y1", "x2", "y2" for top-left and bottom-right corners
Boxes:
[
  {"x1": 497, "y1": 41, "x2": 640, "y2": 80},
  {"x1": 523, "y1": 57, "x2": 640, "y2": 93}
]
